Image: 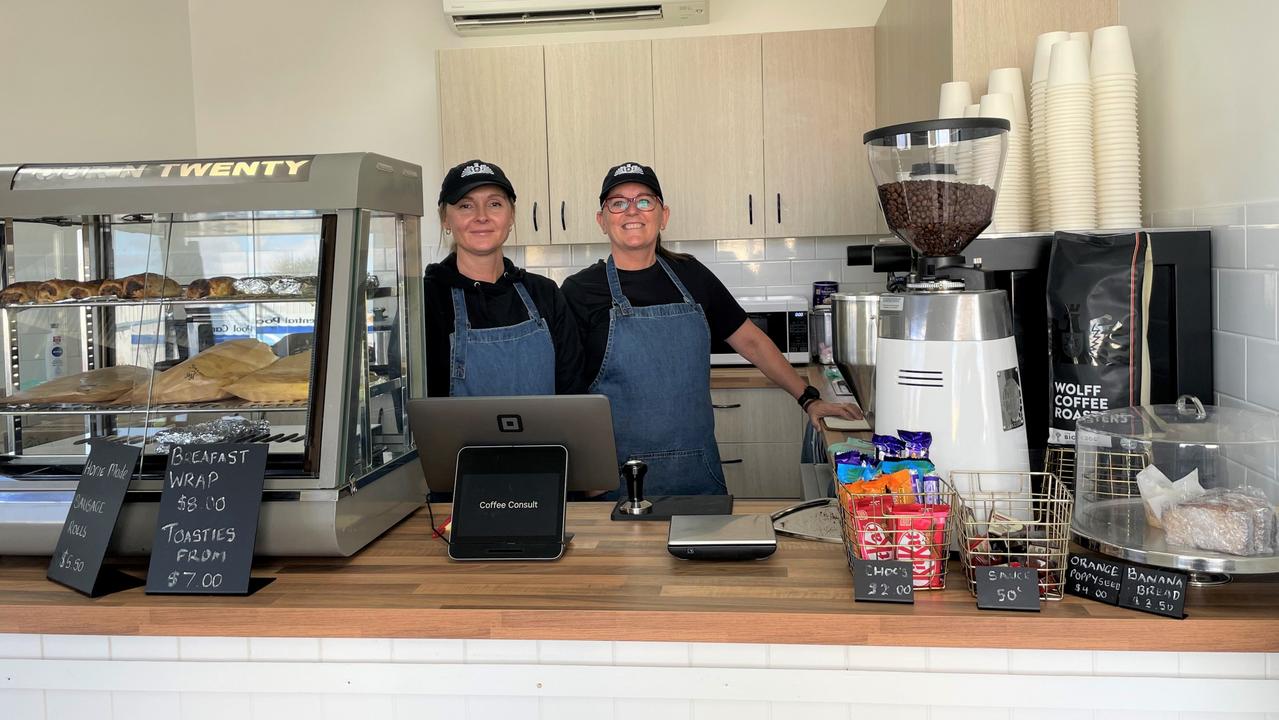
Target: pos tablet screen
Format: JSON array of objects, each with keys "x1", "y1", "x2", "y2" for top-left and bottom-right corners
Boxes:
[{"x1": 449, "y1": 444, "x2": 569, "y2": 562}]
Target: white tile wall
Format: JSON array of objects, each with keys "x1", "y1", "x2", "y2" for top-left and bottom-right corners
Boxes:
[
  {"x1": 767, "y1": 643, "x2": 847, "y2": 669},
  {"x1": 616, "y1": 699, "x2": 693, "y2": 720},
  {"x1": 465, "y1": 695, "x2": 539, "y2": 720},
  {"x1": 181, "y1": 692, "x2": 253, "y2": 720},
  {"x1": 692, "y1": 699, "x2": 770, "y2": 720},
  {"x1": 42, "y1": 634, "x2": 110, "y2": 660},
  {"x1": 0, "y1": 690, "x2": 45, "y2": 720},
  {"x1": 113, "y1": 691, "x2": 181, "y2": 720},
  {"x1": 46, "y1": 690, "x2": 113, "y2": 720},
  {"x1": 0, "y1": 633, "x2": 43, "y2": 658},
  {"x1": 319, "y1": 638, "x2": 392, "y2": 662},
  {"x1": 689, "y1": 642, "x2": 769, "y2": 668},
  {"x1": 392, "y1": 695, "x2": 468, "y2": 718},
  {"x1": 463, "y1": 638, "x2": 539, "y2": 663},
  {"x1": 318, "y1": 694, "x2": 395, "y2": 720},
  {"x1": 178, "y1": 637, "x2": 249, "y2": 661},
  {"x1": 771, "y1": 701, "x2": 849, "y2": 720},
  {"x1": 538, "y1": 640, "x2": 613, "y2": 665},
  {"x1": 110, "y1": 635, "x2": 179, "y2": 660},
  {"x1": 391, "y1": 638, "x2": 465, "y2": 663},
  {"x1": 247, "y1": 637, "x2": 320, "y2": 661},
  {"x1": 1178, "y1": 652, "x2": 1268, "y2": 678},
  {"x1": 541, "y1": 696, "x2": 616, "y2": 720}
]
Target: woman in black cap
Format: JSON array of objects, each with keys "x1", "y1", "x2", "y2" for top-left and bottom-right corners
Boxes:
[
  {"x1": 424, "y1": 159, "x2": 582, "y2": 397},
  {"x1": 562, "y1": 162, "x2": 860, "y2": 496}
]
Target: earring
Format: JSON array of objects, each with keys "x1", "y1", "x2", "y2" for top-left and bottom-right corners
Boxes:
[{"x1": 444, "y1": 228, "x2": 452, "y2": 236}]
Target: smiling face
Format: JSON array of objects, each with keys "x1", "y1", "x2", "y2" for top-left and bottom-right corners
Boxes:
[
  {"x1": 442, "y1": 185, "x2": 515, "y2": 255},
  {"x1": 596, "y1": 181, "x2": 670, "y2": 253}
]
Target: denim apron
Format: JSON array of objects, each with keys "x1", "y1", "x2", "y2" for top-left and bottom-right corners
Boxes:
[
  {"x1": 449, "y1": 280, "x2": 556, "y2": 396},
  {"x1": 589, "y1": 255, "x2": 726, "y2": 495}
]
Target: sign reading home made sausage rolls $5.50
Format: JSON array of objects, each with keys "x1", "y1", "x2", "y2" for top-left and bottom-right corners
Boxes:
[{"x1": 145, "y1": 444, "x2": 267, "y2": 595}]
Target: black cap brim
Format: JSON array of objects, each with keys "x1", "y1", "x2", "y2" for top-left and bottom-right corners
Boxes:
[
  {"x1": 598, "y1": 176, "x2": 662, "y2": 204},
  {"x1": 440, "y1": 180, "x2": 517, "y2": 206}
]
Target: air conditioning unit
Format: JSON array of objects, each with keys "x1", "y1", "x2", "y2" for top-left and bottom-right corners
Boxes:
[{"x1": 443, "y1": 0, "x2": 709, "y2": 36}]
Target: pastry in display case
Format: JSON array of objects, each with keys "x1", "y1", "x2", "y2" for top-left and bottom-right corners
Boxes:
[{"x1": 0, "y1": 153, "x2": 426, "y2": 556}]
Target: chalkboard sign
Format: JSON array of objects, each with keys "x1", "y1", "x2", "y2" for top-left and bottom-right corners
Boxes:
[
  {"x1": 852, "y1": 559, "x2": 915, "y2": 604},
  {"x1": 1118, "y1": 564, "x2": 1188, "y2": 619},
  {"x1": 145, "y1": 444, "x2": 267, "y2": 595},
  {"x1": 975, "y1": 565, "x2": 1041, "y2": 612},
  {"x1": 1065, "y1": 553, "x2": 1124, "y2": 605},
  {"x1": 47, "y1": 442, "x2": 141, "y2": 596}
]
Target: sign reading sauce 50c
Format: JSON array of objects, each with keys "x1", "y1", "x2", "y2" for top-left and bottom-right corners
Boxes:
[{"x1": 145, "y1": 444, "x2": 267, "y2": 596}]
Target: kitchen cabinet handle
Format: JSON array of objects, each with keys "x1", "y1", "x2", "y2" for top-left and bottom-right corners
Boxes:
[
  {"x1": 532, "y1": 201, "x2": 539, "y2": 233},
  {"x1": 748, "y1": 194, "x2": 753, "y2": 225},
  {"x1": 720, "y1": 458, "x2": 744, "y2": 465},
  {"x1": 712, "y1": 403, "x2": 742, "y2": 409},
  {"x1": 776, "y1": 193, "x2": 782, "y2": 224},
  {"x1": 560, "y1": 201, "x2": 566, "y2": 231}
]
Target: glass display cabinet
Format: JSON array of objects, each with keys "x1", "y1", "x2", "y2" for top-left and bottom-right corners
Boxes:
[{"x1": 0, "y1": 153, "x2": 426, "y2": 555}]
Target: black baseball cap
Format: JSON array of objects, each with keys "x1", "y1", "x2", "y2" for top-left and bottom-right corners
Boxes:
[
  {"x1": 438, "y1": 159, "x2": 516, "y2": 205},
  {"x1": 599, "y1": 162, "x2": 663, "y2": 204}
]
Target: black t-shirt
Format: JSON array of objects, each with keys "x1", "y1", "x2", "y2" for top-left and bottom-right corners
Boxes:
[
  {"x1": 561, "y1": 253, "x2": 748, "y2": 386},
  {"x1": 423, "y1": 254, "x2": 583, "y2": 396}
]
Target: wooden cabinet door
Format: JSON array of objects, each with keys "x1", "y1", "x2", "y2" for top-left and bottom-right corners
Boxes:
[
  {"x1": 437, "y1": 46, "x2": 551, "y2": 246},
  {"x1": 652, "y1": 35, "x2": 765, "y2": 241},
  {"x1": 710, "y1": 388, "x2": 804, "y2": 444},
  {"x1": 719, "y1": 442, "x2": 803, "y2": 498},
  {"x1": 762, "y1": 28, "x2": 878, "y2": 237},
  {"x1": 544, "y1": 41, "x2": 654, "y2": 245}
]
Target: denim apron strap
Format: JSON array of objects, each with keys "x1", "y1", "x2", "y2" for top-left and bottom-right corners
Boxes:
[
  {"x1": 604, "y1": 255, "x2": 634, "y2": 316},
  {"x1": 449, "y1": 287, "x2": 470, "y2": 383},
  {"x1": 654, "y1": 255, "x2": 696, "y2": 305},
  {"x1": 448, "y1": 280, "x2": 556, "y2": 397}
]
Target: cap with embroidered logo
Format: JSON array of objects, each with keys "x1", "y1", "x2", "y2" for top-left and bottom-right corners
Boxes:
[
  {"x1": 438, "y1": 159, "x2": 517, "y2": 206},
  {"x1": 599, "y1": 162, "x2": 663, "y2": 204}
]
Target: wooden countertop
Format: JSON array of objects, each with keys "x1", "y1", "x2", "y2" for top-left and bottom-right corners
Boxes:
[
  {"x1": 0, "y1": 501, "x2": 1275, "y2": 651},
  {"x1": 709, "y1": 366, "x2": 784, "y2": 389}
]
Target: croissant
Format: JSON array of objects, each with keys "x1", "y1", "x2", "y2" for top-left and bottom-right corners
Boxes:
[
  {"x1": 184, "y1": 276, "x2": 238, "y2": 299},
  {"x1": 97, "y1": 279, "x2": 126, "y2": 298},
  {"x1": 123, "y1": 273, "x2": 182, "y2": 299},
  {"x1": 1, "y1": 281, "x2": 42, "y2": 305},
  {"x1": 37, "y1": 279, "x2": 81, "y2": 302}
]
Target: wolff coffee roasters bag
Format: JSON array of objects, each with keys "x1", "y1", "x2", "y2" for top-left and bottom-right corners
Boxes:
[{"x1": 1047, "y1": 232, "x2": 1153, "y2": 445}]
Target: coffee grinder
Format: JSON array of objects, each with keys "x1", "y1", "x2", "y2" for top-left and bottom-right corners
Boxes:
[{"x1": 860, "y1": 118, "x2": 1030, "y2": 493}]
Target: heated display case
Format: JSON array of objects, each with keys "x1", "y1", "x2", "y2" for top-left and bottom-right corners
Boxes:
[{"x1": 0, "y1": 153, "x2": 426, "y2": 555}]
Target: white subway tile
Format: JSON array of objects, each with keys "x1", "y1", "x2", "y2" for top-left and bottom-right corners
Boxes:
[
  {"x1": 764, "y1": 285, "x2": 809, "y2": 299},
  {"x1": 0, "y1": 690, "x2": 44, "y2": 720},
  {"x1": 613, "y1": 641, "x2": 691, "y2": 666},
  {"x1": 47, "y1": 691, "x2": 112, "y2": 720},
  {"x1": 727, "y1": 286, "x2": 757, "y2": 298},
  {"x1": 1008, "y1": 649, "x2": 1094, "y2": 675},
  {"x1": 547, "y1": 267, "x2": 574, "y2": 285},
  {"x1": 1179, "y1": 713, "x2": 1269, "y2": 720},
  {"x1": 0, "y1": 633, "x2": 42, "y2": 659},
  {"x1": 524, "y1": 266, "x2": 549, "y2": 278},
  {"x1": 670, "y1": 240, "x2": 717, "y2": 260},
  {"x1": 1011, "y1": 711, "x2": 1094, "y2": 720},
  {"x1": 1214, "y1": 331, "x2": 1247, "y2": 399},
  {"x1": 766, "y1": 238, "x2": 816, "y2": 260},
  {"x1": 42, "y1": 634, "x2": 109, "y2": 660},
  {"x1": 110, "y1": 635, "x2": 179, "y2": 660},
  {"x1": 247, "y1": 637, "x2": 321, "y2": 661},
  {"x1": 846, "y1": 645, "x2": 927, "y2": 671},
  {"x1": 524, "y1": 245, "x2": 574, "y2": 267},
  {"x1": 181, "y1": 692, "x2": 253, "y2": 720},
  {"x1": 466, "y1": 696, "x2": 538, "y2": 720},
  {"x1": 113, "y1": 691, "x2": 180, "y2": 720},
  {"x1": 771, "y1": 702, "x2": 849, "y2": 719},
  {"x1": 1092, "y1": 650, "x2": 1179, "y2": 676},
  {"x1": 791, "y1": 259, "x2": 842, "y2": 284},
  {"x1": 716, "y1": 239, "x2": 766, "y2": 262},
  {"x1": 1217, "y1": 269, "x2": 1278, "y2": 338},
  {"x1": 505, "y1": 246, "x2": 525, "y2": 267},
  {"x1": 391, "y1": 638, "x2": 465, "y2": 662},
  {"x1": 1269, "y1": 653, "x2": 1279, "y2": 678},
  {"x1": 767, "y1": 643, "x2": 846, "y2": 669},
  {"x1": 318, "y1": 694, "x2": 394, "y2": 719},
  {"x1": 393, "y1": 695, "x2": 467, "y2": 718},
  {"x1": 930, "y1": 708, "x2": 1010, "y2": 720},
  {"x1": 178, "y1": 637, "x2": 249, "y2": 661},
  {"x1": 841, "y1": 264, "x2": 881, "y2": 285},
  {"x1": 927, "y1": 647, "x2": 1010, "y2": 673},
  {"x1": 1178, "y1": 652, "x2": 1267, "y2": 678},
  {"x1": 816, "y1": 237, "x2": 856, "y2": 259},
  {"x1": 741, "y1": 261, "x2": 790, "y2": 286},
  {"x1": 1218, "y1": 394, "x2": 1273, "y2": 415},
  {"x1": 319, "y1": 638, "x2": 392, "y2": 662},
  {"x1": 541, "y1": 697, "x2": 615, "y2": 720},
  {"x1": 1152, "y1": 209, "x2": 1193, "y2": 227},
  {"x1": 1248, "y1": 199, "x2": 1279, "y2": 226},
  {"x1": 1211, "y1": 225, "x2": 1247, "y2": 269},
  {"x1": 689, "y1": 642, "x2": 768, "y2": 668},
  {"x1": 617, "y1": 699, "x2": 692, "y2": 720},
  {"x1": 537, "y1": 640, "x2": 613, "y2": 665},
  {"x1": 1247, "y1": 338, "x2": 1279, "y2": 411},
  {"x1": 704, "y1": 262, "x2": 744, "y2": 287},
  {"x1": 692, "y1": 699, "x2": 769, "y2": 720},
  {"x1": 850, "y1": 705, "x2": 927, "y2": 720},
  {"x1": 571, "y1": 243, "x2": 611, "y2": 268},
  {"x1": 1246, "y1": 226, "x2": 1279, "y2": 270},
  {"x1": 1195, "y1": 204, "x2": 1246, "y2": 226},
  {"x1": 464, "y1": 639, "x2": 538, "y2": 663},
  {"x1": 252, "y1": 692, "x2": 323, "y2": 718}
]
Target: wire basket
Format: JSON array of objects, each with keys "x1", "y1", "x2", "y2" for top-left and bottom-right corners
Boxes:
[
  {"x1": 835, "y1": 478, "x2": 957, "y2": 591},
  {"x1": 1043, "y1": 446, "x2": 1076, "y2": 489},
  {"x1": 951, "y1": 471, "x2": 1075, "y2": 600}
]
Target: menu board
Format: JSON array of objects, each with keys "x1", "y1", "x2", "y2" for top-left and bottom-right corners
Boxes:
[
  {"x1": 47, "y1": 443, "x2": 141, "y2": 596},
  {"x1": 145, "y1": 444, "x2": 267, "y2": 595}
]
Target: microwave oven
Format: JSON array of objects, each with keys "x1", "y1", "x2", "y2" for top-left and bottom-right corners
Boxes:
[{"x1": 711, "y1": 296, "x2": 810, "y2": 365}]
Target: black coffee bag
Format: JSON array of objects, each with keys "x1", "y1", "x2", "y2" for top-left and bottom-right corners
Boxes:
[{"x1": 1047, "y1": 232, "x2": 1153, "y2": 445}]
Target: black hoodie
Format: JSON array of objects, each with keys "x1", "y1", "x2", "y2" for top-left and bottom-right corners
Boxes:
[{"x1": 423, "y1": 253, "x2": 583, "y2": 396}]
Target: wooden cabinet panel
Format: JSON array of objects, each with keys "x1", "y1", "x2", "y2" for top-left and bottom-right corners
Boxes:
[
  {"x1": 719, "y1": 441, "x2": 803, "y2": 498},
  {"x1": 762, "y1": 28, "x2": 878, "y2": 237},
  {"x1": 710, "y1": 387, "x2": 803, "y2": 444},
  {"x1": 652, "y1": 35, "x2": 765, "y2": 241},
  {"x1": 545, "y1": 41, "x2": 654, "y2": 245},
  {"x1": 437, "y1": 46, "x2": 551, "y2": 246}
]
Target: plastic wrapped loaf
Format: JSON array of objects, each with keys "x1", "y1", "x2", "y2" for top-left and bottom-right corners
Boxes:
[{"x1": 1163, "y1": 487, "x2": 1278, "y2": 556}]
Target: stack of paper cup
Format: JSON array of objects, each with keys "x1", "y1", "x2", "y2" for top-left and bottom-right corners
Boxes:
[
  {"x1": 980, "y1": 91, "x2": 1032, "y2": 233},
  {"x1": 1046, "y1": 38, "x2": 1096, "y2": 230},
  {"x1": 963, "y1": 104, "x2": 981, "y2": 118},
  {"x1": 939, "y1": 81, "x2": 973, "y2": 118},
  {"x1": 1070, "y1": 31, "x2": 1091, "y2": 56},
  {"x1": 987, "y1": 68, "x2": 1033, "y2": 232},
  {"x1": 1091, "y1": 25, "x2": 1141, "y2": 228},
  {"x1": 1031, "y1": 31, "x2": 1070, "y2": 230}
]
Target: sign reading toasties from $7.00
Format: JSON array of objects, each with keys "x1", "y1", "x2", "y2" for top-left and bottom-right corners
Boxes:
[
  {"x1": 145, "y1": 444, "x2": 267, "y2": 596},
  {"x1": 12, "y1": 156, "x2": 315, "y2": 190}
]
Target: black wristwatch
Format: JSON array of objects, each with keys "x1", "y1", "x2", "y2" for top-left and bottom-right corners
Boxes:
[{"x1": 796, "y1": 385, "x2": 821, "y2": 411}]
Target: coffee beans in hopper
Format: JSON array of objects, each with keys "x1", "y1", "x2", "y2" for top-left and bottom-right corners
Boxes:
[{"x1": 877, "y1": 180, "x2": 997, "y2": 256}]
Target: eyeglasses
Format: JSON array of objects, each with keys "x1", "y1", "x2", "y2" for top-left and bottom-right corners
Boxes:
[{"x1": 602, "y1": 194, "x2": 660, "y2": 214}]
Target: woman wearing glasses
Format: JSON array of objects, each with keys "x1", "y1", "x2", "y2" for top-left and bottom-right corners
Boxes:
[
  {"x1": 562, "y1": 162, "x2": 859, "y2": 496},
  {"x1": 424, "y1": 159, "x2": 582, "y2": 397}
]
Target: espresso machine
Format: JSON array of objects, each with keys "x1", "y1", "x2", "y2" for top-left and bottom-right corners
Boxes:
[{"x1": 858, "y1": 118, "x2": 1030, "y2": 493}]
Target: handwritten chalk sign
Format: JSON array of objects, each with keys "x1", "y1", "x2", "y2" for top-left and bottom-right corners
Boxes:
[
  {"x1": 47, "y1": 442, "x2": 141, "y2": 596},
  {"x1": 145, "y1": 443, "x2": 267, "y2": 595},
  {"x1": 1065, "y1": 554, "x2": 1124, "y2": 605},
  {"x1": 852, "y1": 559, "x2": 915, "y2": 604},
  {"x1": 1118, "y1": 564, "x2": 1188, "y2": 619},
  {"x1": 976, "y1": 565, "x2": 1041, "y2": 612}
]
